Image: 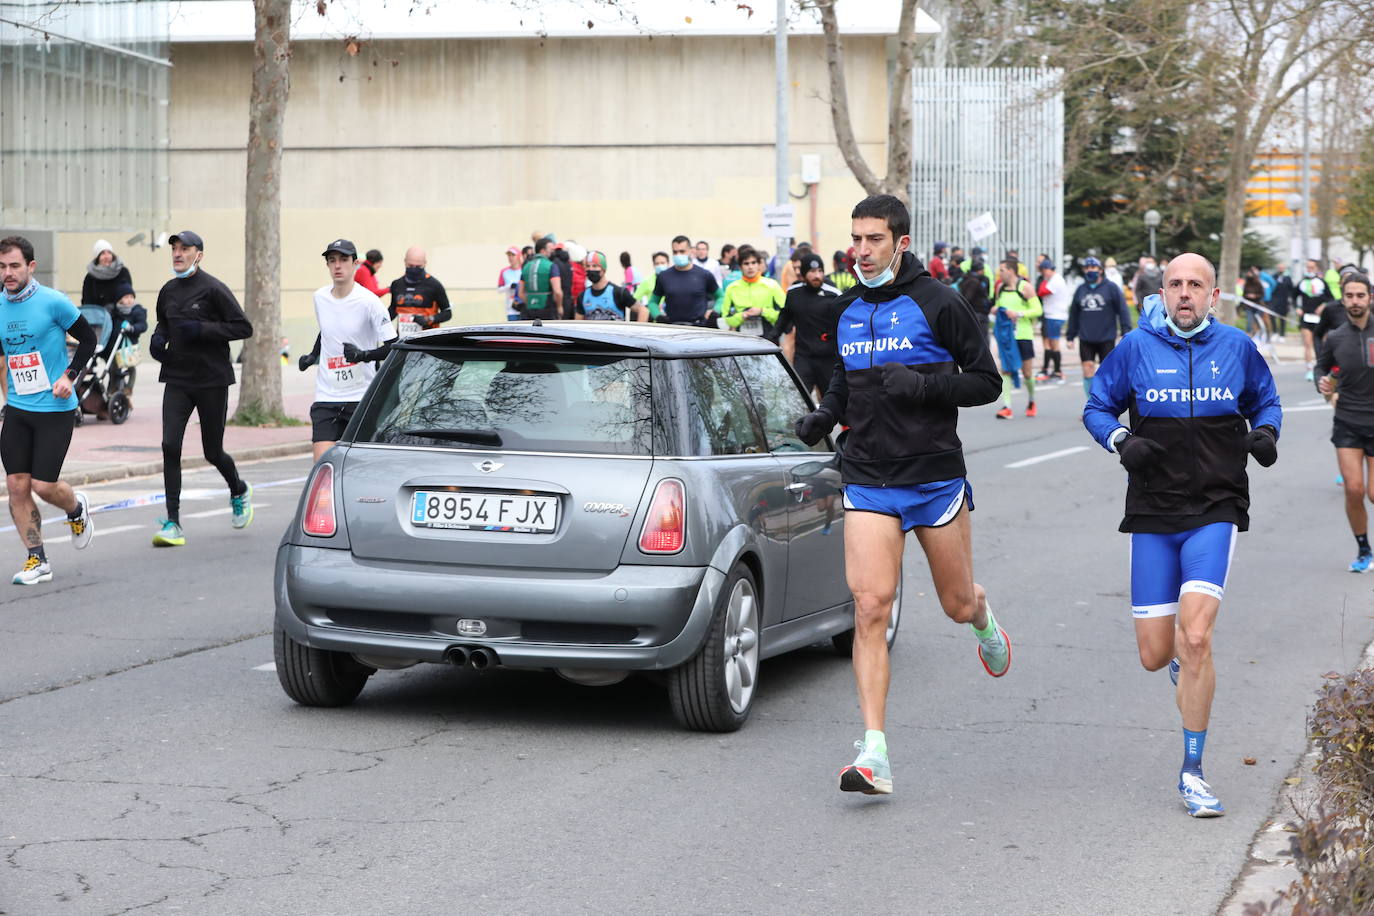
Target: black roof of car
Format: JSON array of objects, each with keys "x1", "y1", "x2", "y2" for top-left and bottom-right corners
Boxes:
[{"x1": 403, "y1": 321, "x2": 784, "y2": 358}]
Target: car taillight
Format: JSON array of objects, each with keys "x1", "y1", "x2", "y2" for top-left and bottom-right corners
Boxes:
[
  {"x1": 302, "y1": 463, "x2": 336, "y2": 537},
  {"x1": 639, "y1": 479, "x2": 685, "y2": 553}
]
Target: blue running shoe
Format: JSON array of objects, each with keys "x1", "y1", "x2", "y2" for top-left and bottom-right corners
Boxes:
[
  {"x1": 1169, "y1": 657, "x2": 1180, "y2": 686},
  {"x1": 1179, "y1": 772, "x2": 1224, "y2": 817},
  {"x1": 839, "y1": 740, "x2": 892, "y2": 795},
  {"x1": 1351, "y1": 552, "x2": 1372, "y2": 574},
  {"x1": 1336, "y1": 474, "x2": 1345, "y2": 487}
]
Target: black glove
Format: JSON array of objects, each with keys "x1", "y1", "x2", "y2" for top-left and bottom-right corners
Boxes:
[
  {"x1": 1245, "y1": 425, "x2": 1278, "y2": 467},
  {"x1": 413, "y1": 315, "x2": 433, "y2": 329},
  {"x1": 173, "y1": 319, "x2": 200, "y2": 341},
  {"x1": 342, "y1": 342, "x2": 363, "y2": 364},
  {"x1": 1117, "y1": 433, "x2": 1168, "y2": 475},
  {"x1": 880, "y1": 361, "x2": 925, "y2": 405},
  {"x1": 298, "y1": 350, "x2": 317, "y2": 372},
  {"x1": 150, "y1": 333, "x2": 167, "y2": 363},
  {"x1": 794, "y1": 407, "x2": 836, "y2": 446}
]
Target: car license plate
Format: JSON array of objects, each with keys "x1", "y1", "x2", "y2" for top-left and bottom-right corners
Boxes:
[{"x1": 410, "y1": 490, "x2": 558, "y2": 533}]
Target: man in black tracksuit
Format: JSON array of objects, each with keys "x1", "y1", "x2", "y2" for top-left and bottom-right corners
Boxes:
[
  {"x1": 1065, "y1": 257, "x2": 1132, "y2": 396},
  {"x1": 149, "y1": 231, "x2": 254, "y2": 546},
  {"x1": 792, "y1": 195, "x2": 1004, "y2": 797},
  {"x1": 776, "y1": 252, "x2": 843, "y2": 397},
  {"x1": 1317, "y1": 273, "x2": 1374, "y2": 572}
]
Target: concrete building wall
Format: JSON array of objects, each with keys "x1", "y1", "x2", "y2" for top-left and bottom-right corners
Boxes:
[{"x1": 55, "y1": 33, "x2": 892, "y2": 334}]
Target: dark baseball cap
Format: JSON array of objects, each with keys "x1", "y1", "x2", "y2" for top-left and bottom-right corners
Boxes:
[
  {"x1": 169, "y1": 230, "x2": 204, "y2": 249},
  {"x1": 322, "y1": 238, "x2": 358, "y2": 258}
]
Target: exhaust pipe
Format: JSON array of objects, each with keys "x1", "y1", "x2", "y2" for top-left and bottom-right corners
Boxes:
[
  {"x1": 445, "y1": 646, "x2": 471, "y2": 667},
  {"x1": 469, "y1": 647, "x2": 499, "y2": 670}
]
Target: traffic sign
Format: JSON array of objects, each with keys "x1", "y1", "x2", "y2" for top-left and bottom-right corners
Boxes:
[{"x1": 762, "y1": 204, "x2": 796, "y2": 238}]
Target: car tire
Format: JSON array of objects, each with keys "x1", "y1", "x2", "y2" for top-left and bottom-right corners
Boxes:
[
  {"x1": 669, "y1": 564, "x2": 760, "y2": 733},
  {"x1": 274, "y1": 620, "x2": 373, "y2": 707},
  {"x1": 832, "y1": 569, "x2": 902, "y2": 656}
]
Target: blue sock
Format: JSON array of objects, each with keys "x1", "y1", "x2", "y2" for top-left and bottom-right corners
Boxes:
[
  {"x1": 1082, "y1": 377, "x2": 1092, "y2": 396},
  {"x1": 1182, "y1": 728, "x2": 1207, "y2": 777}
]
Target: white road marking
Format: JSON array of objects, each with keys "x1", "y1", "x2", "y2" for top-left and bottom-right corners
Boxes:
[
  {"x1": 1005, "y1": 445, "x2": 1091, "y2": 468},
  {"x1": 1284, "y1": 404, "x2": 1333, "y2": 413},
  {"x1": 253, "y1": 662, "x2": 276, "y2": 672},
  {"x1": 184, "y1": 503, "x2": 270, "y2": 519},
  {"x1": 44, "y1": 524, "x2": 145, "y2": 546},
  {"x1": 0, "y1": 475, "x2": 304, "y2": 535}
]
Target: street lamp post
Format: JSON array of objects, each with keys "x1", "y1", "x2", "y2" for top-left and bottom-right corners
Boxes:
[{"x1": 1143, "y1": 209, "x2": 1161, "y2": 260}]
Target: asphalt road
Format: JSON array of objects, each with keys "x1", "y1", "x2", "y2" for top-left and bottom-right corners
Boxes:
[{"x1": 1, "y1": 357, "x2": 1368, "y2": 915}]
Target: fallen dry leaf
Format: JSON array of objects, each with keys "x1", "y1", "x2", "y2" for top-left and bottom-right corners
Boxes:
[
  {"x1": 1242, "y1": 757, "x2": 1257, "y2": 765},
  {"x1": 1284, "y1": 777, "x2": 1302, "y2": 786}
]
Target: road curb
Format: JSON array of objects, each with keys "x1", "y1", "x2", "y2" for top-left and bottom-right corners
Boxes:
[{"x1": 64, "y1": 441, "x2": 313, "y2": 487}]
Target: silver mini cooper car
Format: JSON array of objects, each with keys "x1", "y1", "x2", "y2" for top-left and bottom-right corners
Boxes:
[{"x1": 274, "y1": 322, "x2": 900, "y2": 731}]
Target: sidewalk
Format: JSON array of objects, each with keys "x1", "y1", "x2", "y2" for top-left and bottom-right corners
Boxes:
[{"x1": 57, "y1": 360, "x2": 316, "y2": 486}]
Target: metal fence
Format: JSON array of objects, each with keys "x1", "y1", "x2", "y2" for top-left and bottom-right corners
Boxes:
[
  {"x1": 0, "y1": 1, "x2": 170, "y2": 231},
  {"x1": 910, "y1": 67, "x2": 1063, "y2": 269}
]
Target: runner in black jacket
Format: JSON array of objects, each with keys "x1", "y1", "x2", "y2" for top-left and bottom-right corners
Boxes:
[
  {"x1": 1083, "y1": 254, "x2": 1282, "y2": 817},
  {"x1": 792, "y1": 195, "x2": 1005, "y2": 798},
  {"x1": 775, "y1": 252, "x2": 843, "y2": 397},
  {"x1": 149, "y1": 231, "x2": 255, "y2": 547}
]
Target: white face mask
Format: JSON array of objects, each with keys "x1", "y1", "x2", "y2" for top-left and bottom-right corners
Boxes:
[{"x1": 858, "y1": 248, "x2": 902, "y2": 289}]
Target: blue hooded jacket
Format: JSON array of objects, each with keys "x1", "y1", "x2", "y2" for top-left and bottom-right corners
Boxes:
[{"x1": 1083, "y1": 295, "x2": 1283, "y2": 533}]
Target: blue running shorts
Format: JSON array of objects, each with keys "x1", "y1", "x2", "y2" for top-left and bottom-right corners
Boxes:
[
  {"x1": 842, "y1": 478, "x2": 973, "y2": 532},
  {"x1": 1042, "y1": 318, "x2": 1065, "y2": 340},
  {"x1": 1129, "y1": 522, "x2": 1238, "y2": 618}
]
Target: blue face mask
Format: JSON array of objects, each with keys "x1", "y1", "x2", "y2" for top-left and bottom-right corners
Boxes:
[
  {"x1": 1084, "y1": 270, "x2": 1101, "y2": 284},
  {"x1": 672, "y1": 253, "x2": 691, "y2": 268},
  {"x1": 172, "y1": 262, "x2": 198, "y2": 279},
  {"x1": 1165, "y1": 314, "x2": 1211, "y2": 338},
  {"x1": 654, "y1": 264, "x2": 668, "y2": 274},
  {"x1": 858, "y1": 249, "x2": 902, "y2": 289}
]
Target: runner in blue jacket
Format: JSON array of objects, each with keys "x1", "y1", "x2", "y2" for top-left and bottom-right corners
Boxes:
[{"x1": 1083, "y1": 253, "x2": 1282, "y2": 818}]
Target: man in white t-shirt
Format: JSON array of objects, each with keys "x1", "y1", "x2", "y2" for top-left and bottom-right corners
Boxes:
[
  {"x1": 693, "y1": 239, "x2": 724, "y2": 284},
  {"x1": 1035, "y1": 257, "x2": 1072, "y2": 382},
  {"x1": 499, "y1": 246, "x2": 523, "y2": 320},
  {"x1": 298, "y1": 238, "x2": 397, "y2": 461}
]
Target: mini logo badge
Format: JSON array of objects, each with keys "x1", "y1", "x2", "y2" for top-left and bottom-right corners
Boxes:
[
  {"x1": 1210, "y1": 359, "x2": 1220, "y2": 379},
  {"x1": 891, "y1": 311, "x2": 900, "y2": 327},
  {"x1": 474, "y1": 460, "x2": 504, "y2": 473}
]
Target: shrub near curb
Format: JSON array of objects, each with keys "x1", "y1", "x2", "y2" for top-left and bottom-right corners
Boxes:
[{"x1": 1245, "y1": 668, "x2": 1374, "y2": 914}]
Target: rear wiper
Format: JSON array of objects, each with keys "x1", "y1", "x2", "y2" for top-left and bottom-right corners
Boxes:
[{"x1": 399, "y1": 428, "x2": 503, "y2": 446}]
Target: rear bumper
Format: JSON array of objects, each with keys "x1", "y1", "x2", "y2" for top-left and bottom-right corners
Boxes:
[{"x1": 274, "y1": 544, "x2": 724, "y2": 670}]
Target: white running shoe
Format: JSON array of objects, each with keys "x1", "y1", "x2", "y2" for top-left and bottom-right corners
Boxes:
[
  {"x1": 1179, "y1": 772, "x2": 1224, "y2": 817},
  {"x1": 67, "y1": 492, "x2": 93, "y2": 550},
  {"x1": 13, "y1": 555, "x2": 52, "y2": 585}
]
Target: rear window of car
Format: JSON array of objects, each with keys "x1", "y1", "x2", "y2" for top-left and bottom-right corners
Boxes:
[{"x1": 351, "y1": 349, "x2": 655, "y2": 455}]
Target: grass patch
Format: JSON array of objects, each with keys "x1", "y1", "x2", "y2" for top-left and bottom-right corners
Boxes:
[{"x1": 229, "y1": 400, "x2": 307, "y2": 427}]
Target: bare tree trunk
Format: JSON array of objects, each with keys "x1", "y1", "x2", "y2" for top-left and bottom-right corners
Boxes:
[
  {"x1": 814, "y1": 0, "x2": 919, "y2": 209},
  {"x1": 884, "y1": 0, "x2": 918, "y2": 207},
  {"x1": 235, "y1": 0, "x2": 290, "y2": 424},
  {"x1": 816, "y1": 0, "x2": 880, "y2": 196},
  {"x1": 1217, "y1": 120, "x2": 1255, "y2": 324}
]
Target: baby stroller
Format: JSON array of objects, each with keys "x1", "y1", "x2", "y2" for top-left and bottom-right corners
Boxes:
[{"x1": 72, "y1": 304, "x2": 138, "y2": 426}]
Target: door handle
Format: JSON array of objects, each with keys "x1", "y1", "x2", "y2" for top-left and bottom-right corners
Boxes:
[{"x1": 784, "y1": 482, "x2": 807, "y2": 491}]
